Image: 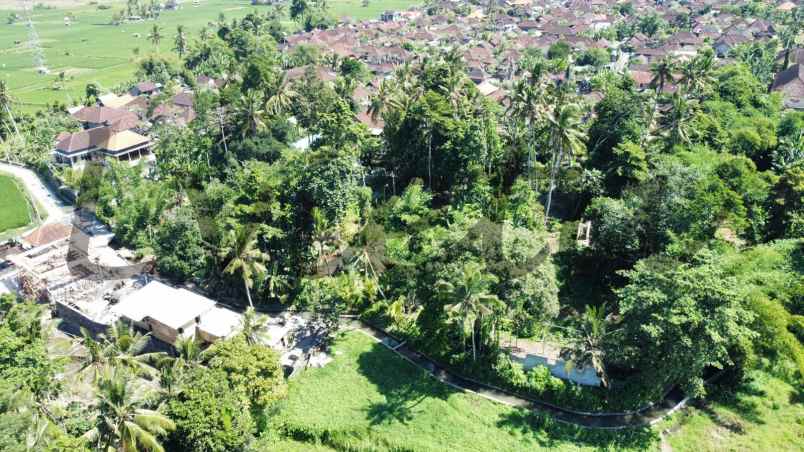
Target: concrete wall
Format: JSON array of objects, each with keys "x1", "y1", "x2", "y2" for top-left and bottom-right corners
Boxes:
[
  {"x1": 145, "y1": 319, "x2": 180, "y2": 345},
  {"x1": 54, "y1": 301, "x2": 110, "y2": 336}
]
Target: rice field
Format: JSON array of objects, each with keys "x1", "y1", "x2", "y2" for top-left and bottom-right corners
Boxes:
[{"x1": 0, "y1": 0, "x2": 418, "y2": 110}]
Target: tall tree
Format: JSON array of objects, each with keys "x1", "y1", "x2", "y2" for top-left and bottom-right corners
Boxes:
[
  {"x1": 264, "y1": 73, "x2": 296, "y2": 117},
  {"x1": 84, "y1": 369, "x2": 175, "y2": 452},
  {"x1": 544, "y1": 99, "x2": 586, "y2": 221},
  {"x1": 661, "y1": 92, "x2": 696, "y2": 147},
  {"x1": 679, "y1": 48, "x2": 714, "y2": 99},
  {"x1": 437, "y1": 261, "x2": 503, "y2": 361},
  {"x1": 507, "y1": 59, "x2": 549, "y2": 187},
  {"x1": 221, "y1": 225, "x2": 269, "y2": 308},
  {"x1": 173, "y1": 25, "x2": 187, "y2": 58},
  {"x1": 779, "y1": 25, "x2": 797, "y2": 70},
  {"x1": 561, "y1": 304, "x2": 612, "y2": 387},
  {"x1": 147, "y1": 24, "x2": 162, "y2": 52},
  {"x1": 238, "y1": 307, "x2": 269, "y2": 345},
  {"x1": 290, "y1": 0, "x2": 309, "y2": 23},
  {"x1": 0, "y1": 80, "x2": 20, "y2": 142},
  {"x1": 649, "y1": 55, "x2": 675, "y2": 94},
  {"x1": 233, "y1": 91, "x2": 267, "y2": 139}
]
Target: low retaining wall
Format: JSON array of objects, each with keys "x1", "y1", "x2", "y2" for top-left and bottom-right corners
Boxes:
[{"x1": 54, "y1": 301, "x2": 109, "y2": 336}]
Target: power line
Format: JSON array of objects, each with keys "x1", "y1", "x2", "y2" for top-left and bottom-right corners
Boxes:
[{"x1": 22, "y1": 0, "x2": 49, "y2": 75}]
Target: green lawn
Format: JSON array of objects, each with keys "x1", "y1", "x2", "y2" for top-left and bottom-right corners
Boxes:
[
  {"x1": 273, "y1": 331, "x2": 657, "y2": 452},
  {"x1": 0, "y1": 174, "x2": 32, "y2": 233},
  {"x1": 659, "y1": 370, "x2": 804, "y2": 452},
  {"x1": 1, "y1": 0, "x2": 419, "y2": 110}
]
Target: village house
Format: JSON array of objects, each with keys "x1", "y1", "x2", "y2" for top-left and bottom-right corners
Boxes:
[
  {"x1": 771, "y1": 63, "x2": 804, "y2": 110},
  {"x1": 53, "y1": 126, "x2": 152, "y2": 167},
  {"x1": 72, "y1": 105, "x2": 139, "y2": 131},
  {"x1": 112, "y1": 280, "x2": 241, "y2": 345}
]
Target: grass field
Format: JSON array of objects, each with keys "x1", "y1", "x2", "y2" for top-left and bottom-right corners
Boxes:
[
  {"x1": 274, "y1": 331, "x2": 657, "y2": 452},
  {"x1": 659, "y1": 370, "x2": 804, "y2": 452},
  {"x1": 0, "y1": 0, "x2": 418, "y2": 110},
  {"x1": 0, "y1": 173, "x2": 32, "y2": 233}
]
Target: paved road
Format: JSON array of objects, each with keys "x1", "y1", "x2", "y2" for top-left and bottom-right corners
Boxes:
[
  {"x1": 0, "y1": 163, "x2": 71, "y2": 224},
  {"x1": 350, "y1": 321, "x2": 696, "y2": 430}
]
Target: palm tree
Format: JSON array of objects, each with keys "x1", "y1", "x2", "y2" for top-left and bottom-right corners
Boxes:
[
  {"x1": 436, "y1": 262, "x2": 503, "y2": 362},
  {"x1": 75, "y1": 324, "x2": 161, "y2": 382},
  {"x1": 105, "y1": 322, "x2": 164, "y2": 378},
  {"x1": 272, "y1": 3, "x2": 287, "y2": 20},
  {"x1": 221, "y1": 225, "x2": 269, "y2": 308},
  {"x1": 239, "y1": 307, "x2": 269, "y2": 345},
  {"x1": 0, "y1": 80, "x2": 20, "y2": 142},
  {"x1": 234, "y1": 91, "x2": 267, "y2": 138},
  {"x1": 649, "y1": 55, "x2": 675, "y2": 94},
  {"x1": 76, "y1": 328, "x2": 109, "y2": 382},
  {"x1": 367, "y1": 78, "x2": 395, "y2": 123},
  {"x1": 779, "y1": 25, "x2": 797, "y2": 70},
  {"x1": 173, "y1": 25, "x2": 187, "y2": 58},
  {"x1": 171, "y1": 335, "x2": 206, "y2": 368},
  {"x1": 560, "y1": 304, "x2": 613, "y2": 387},
  {"x1": 264, "y1": 74, "x2": 296, "y2": 117},
  {"x1": 507, "y1": 60, "x2": 549, "y2": 188},
  {"x1": 544, "y1": 100, "x2": 586, "y2": 222},
  {"x1": 661, "y1": 92, "x2": 696, "y2": 147},
  {"x1": 265, "y1": 261, "x2": 291, "y2": 302},
  {"x1": 84, "y1": 369, "x2": 175, "y2": 452},
  {"x1": 679, "y1": 50, "x2": 714, "y2": 100},
  {"x1": 147, "y1": 24, "x2": 162, "y2": 52}
]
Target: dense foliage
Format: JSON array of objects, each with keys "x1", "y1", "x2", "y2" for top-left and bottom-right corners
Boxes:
[{"x1": 1, "y1": 4, "x2": 802, "y2": 446}]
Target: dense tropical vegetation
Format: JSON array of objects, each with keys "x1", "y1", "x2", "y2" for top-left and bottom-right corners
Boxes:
[{"x1": 0, "y1": 3, "x2": 803, "y2": 451}]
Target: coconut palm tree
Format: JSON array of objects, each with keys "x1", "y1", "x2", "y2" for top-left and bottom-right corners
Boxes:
[
  {"x1": 172, "y1": 335, "x2": 206, "y2": 368},
  {"x1": 221, "y1": 225, "x2": 269, "y2": 308},
  {"x1": 173, "y1": 25, "x2": 187, "y2": 58},
  {"x1": 661, "y1": 91, "x2": 696, "y2": 147},
  {"x1": 436, "y1": 261, "x2": 503, "y2": 362},
  {"x1": 84, "y1": 369, "x2": 174, "y2": 452},
  {"x1": 264, "y1": 73, "x2": 296, "y2": 117},
  {"x1": 234, "y1": 91, "x2": 267, "y2": 138},
  {"x1": 265, "y1": 261, "x2": 291, "y2": 302},
  {"x1": 76, "y1": 328, "x2": 110, "y2": 382},
  {"x1": 367, "y1": 78, "x2": 395, "y2": 123},
  {"x1": 239, "y1": 307, "x2": 270, "y2": 345},
  {"x1": 507, "y1": 60, "x2": 549, "y2": 188},
  {"x1": 272, "y1": 3, "x2": 287, "y2": 20},
  {"x1": 0, "y1": 80, "x2": 20, "y2": 142},
  {"x1": 105, "y1": 322, "x2": 164, "y2": 378},
  {"x1": 544, "y1": 100, "x2": 586, "y2": 222},
  {"x1": 779, "y1": 25, "x2": 798, "y2": 70},
  {"x1": 649, "y1": 55, "x2": 675, "y2": 94},
  {"x1": 147, "y1": 24, "x2": 162, "y2": 52},
  {"x1": 560, "y1": 303, "x2": 613, "y2": 387},
  {"x1": 75, "y1": 324, "x2": 161, "y2": 382},
  {"x1": 679, "y1": 50, "x2": 714, "y2": 99}
]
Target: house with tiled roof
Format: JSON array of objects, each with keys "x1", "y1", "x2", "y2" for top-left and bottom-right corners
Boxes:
[
  {"x1": 53, "y1": 126, "x2": 152, "y2": 167},
  {"x1": 772, "y1": 63, "x2": 804, "y2": 110},
  {"x1": 71, "y1": 106, "x2": 140, "y2": 131}
]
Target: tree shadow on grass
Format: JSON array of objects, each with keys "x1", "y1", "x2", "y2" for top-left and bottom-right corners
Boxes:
[
  {"x1": 496, "y1": 409, "x2": 659, "y2": 450},
  {"x1": 704, "y1": 379, "x2": 767, "y2": 426},
  {"x1": 357, "y1": 341, "x2": 453, "y2": 426}
]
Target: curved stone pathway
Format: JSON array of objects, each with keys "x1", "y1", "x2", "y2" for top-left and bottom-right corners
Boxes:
[{"x1": 350, "y1": 321, "x2": 701, "y2": 430}]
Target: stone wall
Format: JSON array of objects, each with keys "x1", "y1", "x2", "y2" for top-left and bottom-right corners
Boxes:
[{"x1": 54, "y1": 301, "x2": 109, "y2": 336}]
